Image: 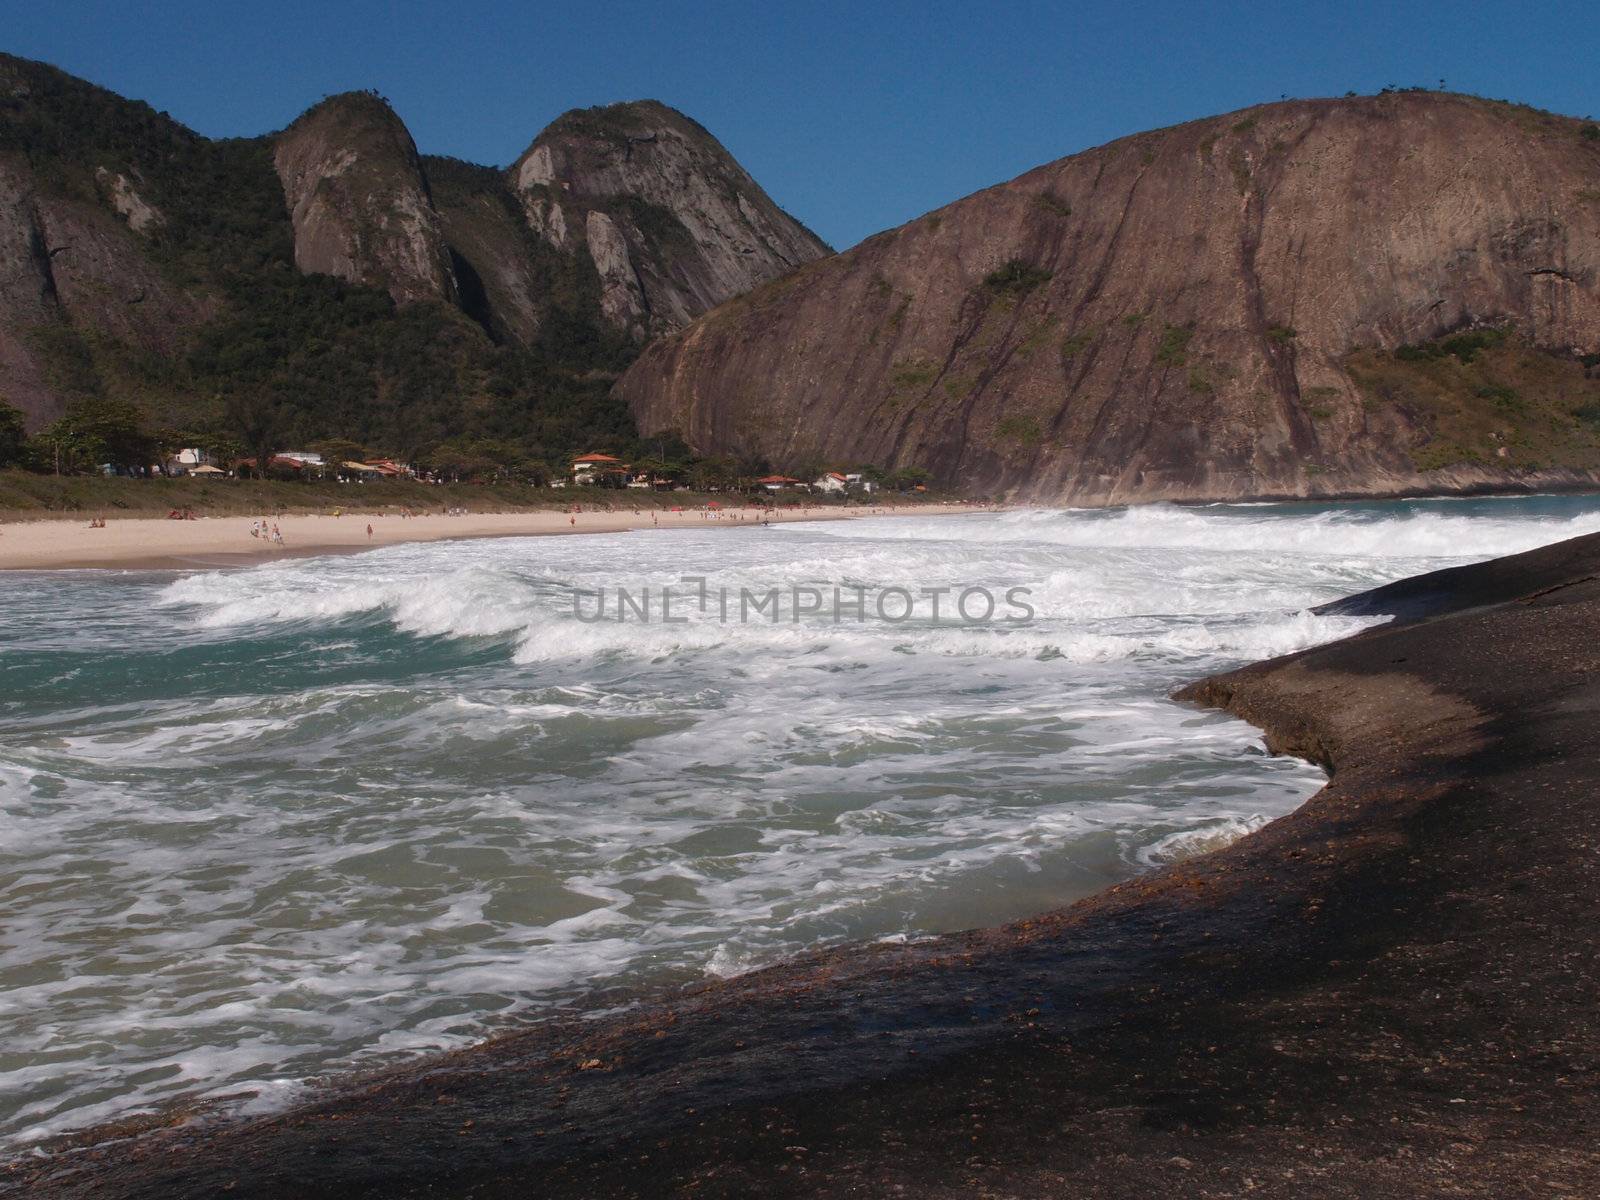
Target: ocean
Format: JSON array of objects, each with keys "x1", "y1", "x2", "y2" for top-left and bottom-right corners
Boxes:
[{"x1": 3, "y1": 494, "x2": 1599, "y2": 1146}]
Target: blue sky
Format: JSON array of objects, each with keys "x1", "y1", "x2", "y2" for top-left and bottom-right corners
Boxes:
[{"x1": 8, "y1": 1, "x2": 1599, "y2": 248}]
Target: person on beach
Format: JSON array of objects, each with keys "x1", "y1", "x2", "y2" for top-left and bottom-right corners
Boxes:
[{"x1": 366, "y1": 523, "x2": 373, "y2": 540}]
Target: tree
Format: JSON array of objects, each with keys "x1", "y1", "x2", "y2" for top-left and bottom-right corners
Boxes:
[
  {"x1": 888, "y1": 466, "x2": 932, "y2": 492},
  {"x1": 0, "y1": 398, "x2": 25, "y2": 468},
  {"x1": 227, "y1": 390, "x2": 290, "y2": 478},
  {"x1": 515, "y1": 456, "x2": 556, "y2": 487},
  {"x1": 423, "y1": 438, "x2": 494, "y2": 483},
  {"x1": 199, "y1": 432, "x2": 246, "y2": 467},
  {"x1": 34, "y1": 397, "x2": 156, "y2": 474},
  {"x1": 688, "y1": 457, "x2": 737, "y2": 492},
  {"x1": 634, "y1": 429, "x2": 693, "y2": 464},
  {"x1": 628, "y1": 456, "x2": 677, "y2": 487},
  {"x1": 472, "y1": 439, "x2": 527, "y2": 483}
]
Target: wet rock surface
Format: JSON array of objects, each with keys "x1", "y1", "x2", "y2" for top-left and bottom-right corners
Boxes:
[{"x1": 10, "y1": 533, "x2": 1600, "y2": 1197}]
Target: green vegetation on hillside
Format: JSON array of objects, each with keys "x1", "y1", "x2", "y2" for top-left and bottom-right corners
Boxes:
[
  {"x1": 0, "y1": 54, "x2": 655, "y2": 474},
  {"x1": 0, "y1": 55, "x2": 291, "y2": 284},
  {"x1": 0, "y1": 401, "x2": 24, "y2": 468},
  {"x1": 1347, "y1": 333, "x2": 1600, "y2": 472},
  {"x1": 1155, "y1": 323, "x2": 1193, "y2": 366},
  {"x1": 1395, "y1": 328, "x2": 1507, "y2": 364},
  {"x1": 982, "y1": 259, "x2": 1053, "y2": 297}
]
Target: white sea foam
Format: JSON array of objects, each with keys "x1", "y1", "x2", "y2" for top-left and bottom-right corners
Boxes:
[
  {"x1": 816, "y1": 501, "x2": 1600, "y2": 560},
  {"x1": 1135, "y1": 814, "x2": 1272, "y2": 866},
  {"x1": 4, "y1": 495, "x2": 1597, "y2": 1148}
]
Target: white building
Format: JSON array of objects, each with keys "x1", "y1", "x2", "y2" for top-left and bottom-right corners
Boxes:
[{"x1": 572, "y1": 453, "x2": 624, "y2": 485}]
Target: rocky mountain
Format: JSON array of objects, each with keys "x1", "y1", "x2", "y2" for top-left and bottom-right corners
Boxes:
[
  {"x1": 0, "y1": 54, "x2": 828, "y2": 442},
  {"x1": 619, "y1": 92, "x2": 1600, "y2": 503},
  {"x1": 510, "y1": 101, "x2": 829, "y2": 337},
  {"x1": 0, "y1": 57, "x2": 213, "y2": 429},
  {"x1": 273, "y1": 92, "x2": 458, "y2": 307}
]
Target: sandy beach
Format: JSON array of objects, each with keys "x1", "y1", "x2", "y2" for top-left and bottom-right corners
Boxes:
[{"x1": 0, "y1": 502, "x2": 991, "y2": 571}]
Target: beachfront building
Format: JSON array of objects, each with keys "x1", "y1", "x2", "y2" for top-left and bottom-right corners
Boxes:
[
  {"x1": 755, "y1": 475, "x2": 803, "y2": 492},
  {"x1": 572, "y1": 453, "x2": 626, "y2": 485},
  {"x1": 812, "y1": 471, "x2": 848, "y2": 493},
  {"x1": 162, "y1": 447, "x2": 211, "y2": 476},
  {"x1": 234, "y1": 455, "x2": 311, "y2": 478}
]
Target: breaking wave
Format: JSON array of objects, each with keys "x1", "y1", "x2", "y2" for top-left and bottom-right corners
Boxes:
[{"x1": 5, "y1": 493, "x2": 1598, "y2": 1146}]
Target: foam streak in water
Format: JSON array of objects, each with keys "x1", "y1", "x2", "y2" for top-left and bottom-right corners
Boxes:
[{"x1": 3, "y1": 494, "x2": 1597, "y2": 1146}]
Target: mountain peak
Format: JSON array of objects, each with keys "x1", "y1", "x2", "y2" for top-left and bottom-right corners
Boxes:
[
  {"x1": 283, "y1": 89, "x2": 407, "y2": 135},
  {"x1": 272, "y1": 88, "x2": 458, "y2": 307},
  {"x1": 506, "y1": 99, "x2": 829, "y2": 337}
]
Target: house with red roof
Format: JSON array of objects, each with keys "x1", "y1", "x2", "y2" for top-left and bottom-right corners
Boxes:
[{"x1": 572, "y1": 452, "x2": 626, "y2": 485}]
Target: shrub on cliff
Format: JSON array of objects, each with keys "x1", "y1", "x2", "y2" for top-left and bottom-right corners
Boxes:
[{"x1": 982, "y1": 260, "x2": 1053, "y2": 296}]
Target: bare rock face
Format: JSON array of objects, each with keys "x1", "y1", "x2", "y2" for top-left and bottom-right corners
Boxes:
[
  {"x1": 510, "y1": 101, "x2": 830, "y2": 337},
  {"x1": 584, "y1": 209, "x2": 648, "y2": 327},
  {"x1": 93, "y1": 167, "x2": 163, "y2": 235},
  {"x1": 619, "y1": 93, "x2": 1600, "y2": 503},
  {"x1": 422, "y1": 157, "x2": 549, "y2": 345},
  {"x1": 0, "y1": 155, "x2": 196, "y2": 428},
  {"x1": 273, "y1": 93, "x2": 458, "y2": 307},
  {"x1": 0, "y1": 158, "x2": 59, "y2": 424},
  {"x1": 0, "y1": 53, "x2": 826, "y2": 438}
]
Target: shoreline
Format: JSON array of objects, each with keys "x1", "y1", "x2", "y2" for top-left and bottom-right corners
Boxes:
[
  {"x1": 1134, "y1": 473, "x2": 1600, "y2": 510},
  {"x1": 12, "y1": 533, "x2": 1600, "y2": 1196},
  {"x1": 6, "y1": 486, "x2": 1599, "y2": 571},
  {"x1": 0, "y1": 502, "x2": 993, "y2": 572}
]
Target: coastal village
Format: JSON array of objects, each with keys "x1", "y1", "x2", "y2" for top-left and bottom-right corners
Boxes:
[{"x1": 141, "y1": 446, "x2": 899, "y2": 496}]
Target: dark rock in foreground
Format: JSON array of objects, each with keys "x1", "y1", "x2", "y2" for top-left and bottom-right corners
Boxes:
[{"x1": 10, "y1": 533, "x2": 1600, "y2": 1198}]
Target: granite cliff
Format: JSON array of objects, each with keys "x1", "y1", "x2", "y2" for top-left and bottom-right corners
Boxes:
[
  {"x1": 0, "y1": 55, "x2": 826, "y2": 439},
  {"x1": 619, "y1": 92, "x2": 1600, "y2": 502},
  {"x1": 272, "y1": 92, "x2": 458, "y2": 308},
  {"x1": 0, "y1": 57, "x2": 207, "y2": 428},
  {"x1": 511, "y1": 101, "x2": 829, "y2": 337}
]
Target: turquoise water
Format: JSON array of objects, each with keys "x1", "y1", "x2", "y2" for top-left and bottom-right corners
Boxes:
[{"x1": 3, "y1": 495, "x2": 1598, "y2": 1146}]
